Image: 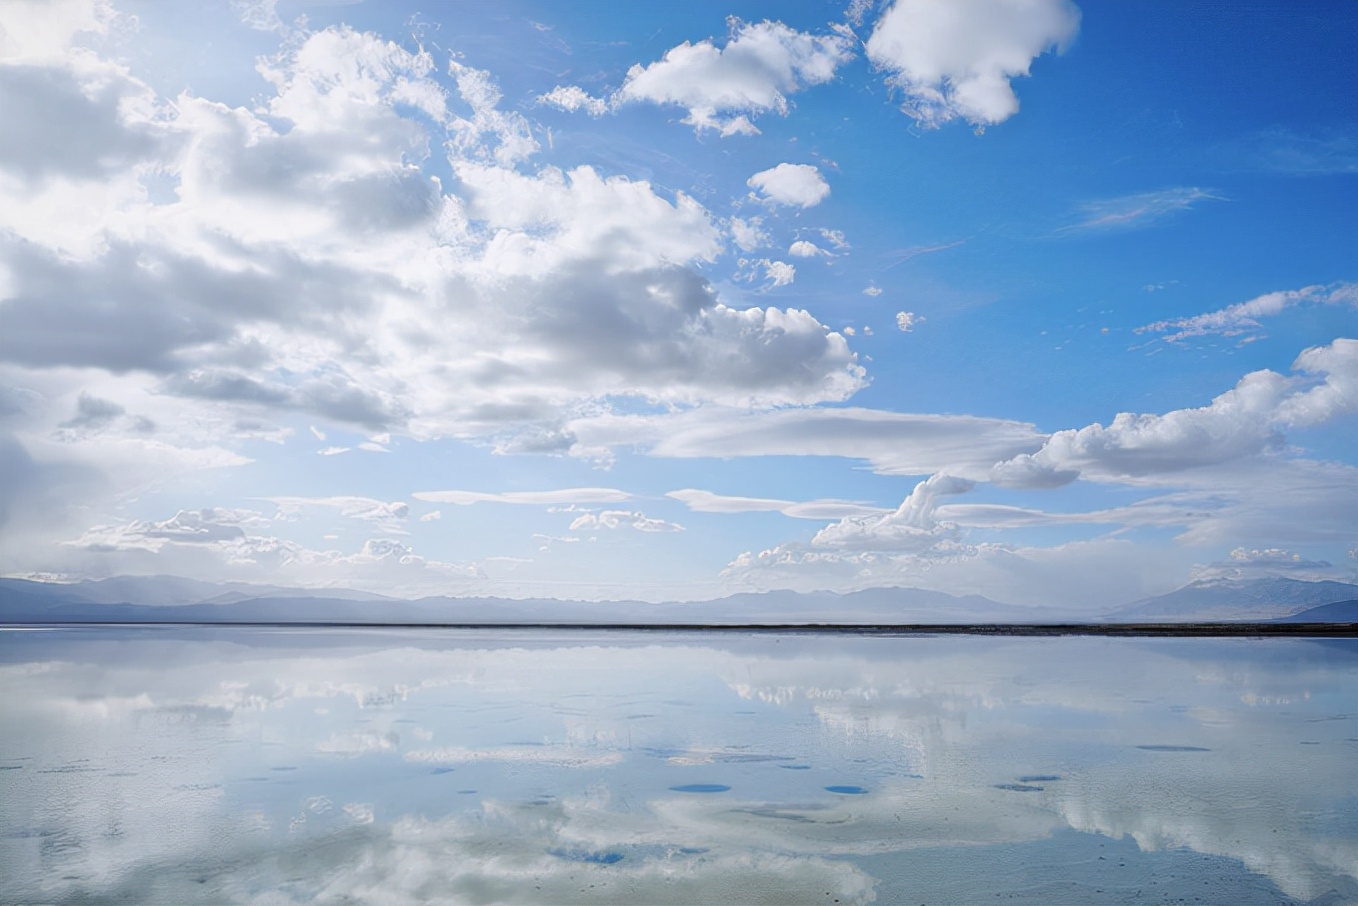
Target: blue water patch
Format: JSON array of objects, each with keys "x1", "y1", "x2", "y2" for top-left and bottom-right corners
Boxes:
[
  {"x1": 549, "y1": 848, "x2": 624, "y2": 865},
  {"x1": 778, "y1": 764, "x2": 811, "y2": 770},
  {"x1": 994, "y1": 783, "x2": 1044, "y2": 792},
  {"x1": 825, "y1": 785, "x2": 868, "y2": 795},
  {"x1": 670, "y1": 784, "x2": 730, "y2": 793},
  {"x1": 1135, "y1": 745, "x2": 1211, "y2": 752},
  {"x1": 430, "y1": 767, "x2": 456, "y2": 774},
  {"x1": 1017, "y1": 774, "x2": 1061, "y2": 782}
]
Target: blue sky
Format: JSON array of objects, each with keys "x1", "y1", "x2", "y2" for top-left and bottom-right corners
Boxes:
[{"x1": 0, "y1": 0, "x2": 1354, "y2": 605}]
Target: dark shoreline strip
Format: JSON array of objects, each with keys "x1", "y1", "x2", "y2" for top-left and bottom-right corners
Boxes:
[{"x1": 3, "y1": 622, "x2": 1356, "y2": 637}]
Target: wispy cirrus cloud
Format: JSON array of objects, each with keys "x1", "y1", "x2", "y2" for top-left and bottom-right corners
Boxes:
[
  {"x1": 412, "y1": 488, "x2": 632, "y2": 507},
  {"x1": 1060, "y1": 187, "x2": 1222, "y2": 233},
  {"x1": 1136, "y1": 282, "x2": 1358, "y2": 344},
  {"x1": 667, "y1": 488, "x2": 888, "y2": 520}
]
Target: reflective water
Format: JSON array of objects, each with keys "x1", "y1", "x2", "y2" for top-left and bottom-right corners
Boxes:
[{"x1": 1, "y1": 629, "x2": 1355, "y2": 904}]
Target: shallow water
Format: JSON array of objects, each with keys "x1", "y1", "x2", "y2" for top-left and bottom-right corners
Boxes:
[{"x1": 1, "y1": 628, "x2": 1355, "y2": 904}]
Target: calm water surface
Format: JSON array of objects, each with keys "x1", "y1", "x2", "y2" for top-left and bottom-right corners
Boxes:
[{"x1": 1, "y1": 629, "x2": 1355, "y2": 904}]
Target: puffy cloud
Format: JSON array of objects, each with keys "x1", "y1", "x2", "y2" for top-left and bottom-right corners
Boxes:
[
  {"x1": 536, "y1": 84, "x2": 608, "y2": 116},
  {"x1": 1061, "y1": 187, "x2": 1222, "y2": 233},
  {"x1": 788, "y1": 240, "x2": 824, "y2": 257},
  {"x1": 413, "y1": 488, "x2": 632, "y2": 506},
  {"x1": 0, "y1": 0, "x2": 114, "y2": 63},
  {"x1": 895, "y1": 311, "x2": 918, "y2": 332},
  {"x1": 1189, "y1": 546, "x2": 1335, "y2": 583},
  {"x1": 746, "y1": 163, "x2": 830, "y2": 208},
  {"x1": 66, "y1": 508, "x2": 268, "y2": 552},
  {"x1": 1136, "y1": 283, "x2": 1358, "y2": 344},
  {"x1": 728, "y1": 216, "x2": 769, "y2": 252},
  {"x1": 763, "y1": 259, "x2": 795, "y2": 287},
  {"x1": 809, "y1": 473, "x2": 974, "y2": 553},
  {"x1": 265, "y1": 496, "x2": 411, "y2": 533},
  {"x1": 614, "y1": 20, "x2": 854, "y2": 135},
  {"x1": 865, "y1": 0, "x2": 1080, "y2": 128},
  {"x1": 992, "y1": 339, "x2": 1358, "y2": 488},
  {"x1": 0, "y1": 17, "x2": 867, "y2": 469},
  {"x1": 568, "y1": 509, "x2": 684, "y2": 533},
  {"x1": 1275, "y1": 337, "x2": 1358, "y2": 427}
]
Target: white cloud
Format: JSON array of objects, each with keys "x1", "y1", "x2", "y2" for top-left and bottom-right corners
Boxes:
[
  {"x1": 413, "y1": 488, "x2": 633, "y2": 506},
  {"x1": 747, "y1": 163, "x2": 830, "y2": 207},
  {"x1": 614, "y1": 20, "x2": 854, "y2": 135},
  {"x1": 865, "y1": 0, "x2": 1080, "y2": 128},
  {"x1": 1062, "y1": 187, "x2": 1222, "y2": 233},
  {"x1": 863, "y1": 284, "x2": 882, "y2": 297},
  {"x1": 0, "y1": 16, "x2": 867, "y2": 483},
  {"x1": 991, "y1": 338, "x2": 1358, "y2": 488},
  {"x1": 667, "y1": 488, "x2": 889, "y2": 519},
  {"x1": 568, "y1": 406, "x2": 1044, "y2": 481},
  {"x1": 788, "y1": 240, "x2": 824, "y2": 257},
  {"x1": 265, "y1": 496, "x2": 411, "y2": 533},
  {"x1": 0, "y1": 0, "x2": 114, "y2": 63},
  {"x1": 809, "y1": 473, "x2": 974, "y2": 553},
  {"x1": 67, "y1": 508, "x2": 268, "y2": 552},
  {"x1": 895, "y1": 311, "x2": 918, "y2": 331},
  {"x1": 232, "y1": 0, "x2": 284, "y2": 33},
  {"x1": 536, "y1": 84, "x2": 608, "y2": 116},
  {"x1": 1137, "y1": 282, "x2": 1358, "y2": 344},
  {"x1": 729, "y1": 216, "x2": 769, "y2": 252},
  {"x1": 818, "y1": 228, "x2": 849, "y2": 250},
  {"x1": 1189, "y1": 546, "x2": 1336, "y2": 583},
  {"x1": 763, "y1": 259, "x2": 796, "y2": 287},
  {"x1": 568, "y1": 509, "x2": 684, "y2": 533},
  {"x1": 1275, "y1": 337, "x2": 1358, "y2": 427}
]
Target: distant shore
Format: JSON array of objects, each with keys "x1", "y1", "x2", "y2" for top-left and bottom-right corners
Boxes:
[{"x1": 4, "y1": 621, "x2": 1356, "y2": 637}]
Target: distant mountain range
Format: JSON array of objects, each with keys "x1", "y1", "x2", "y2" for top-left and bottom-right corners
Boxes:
[
  {"x1": 1, "y1": 574, "x2": 1355, "y2": 625},
  {"x1": 1109, "y1": 577, "x2": 1358, "y2": 622}
]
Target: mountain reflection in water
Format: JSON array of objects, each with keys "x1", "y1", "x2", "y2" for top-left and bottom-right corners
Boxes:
[{"x1": 1, "y1": 629, "x2": 1355, "y2": 905}]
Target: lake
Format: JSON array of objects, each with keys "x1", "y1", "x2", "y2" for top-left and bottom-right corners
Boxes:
[{"x1": 2, "y1": 628, "x2": 1355, "y2": 904}]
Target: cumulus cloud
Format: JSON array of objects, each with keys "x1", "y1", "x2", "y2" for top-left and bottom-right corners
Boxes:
[
  {"x1": 865, "y1": 0, "x2": 1080, "y2": 128},
  {"x1": 413, "y1": 488, "x2": 632, "y2": 506},
  {"x1": 809, "y1": 473, "x2": 974, "y2": 552},
  {"x1": 568, "y1": 509, "x2": 684, "y2": 533},
  {"x1": 0, "y1": 17, "x2": 868, "y2": 473},
  {"x1": 728, "y1": 216, "x2": 769, "y2": 252},
  {"x1": 1189, "y1": 546, "x2": 1336, "y2": 582},
  {"x1": 747, "y1": 163, "x2": 830, "y2": 207},
  {"x1": 895, "y1": 311, "x2": 918, "y2": 332},
  {"x1": 613, "y1": 20, "x2": 854, "y2": 135},
  {"x1": 787, "y1": 240, "x2": 824, "y2": 257},
  {"x1": 265, "y1": 496, "x2": 411, "y2": 533},
  {"x1": 991, "y1": 338, "x2": 1358, "y2": 488},
  {"x1": 536, "y1": 84, "x2": 608, "y2": 116},
  {"x1": 763, "y1": 259, "x2": 795, "y2": 287},
  {"x1": 1137, "y1": 282, "x2": 1358, "y2": 344}
]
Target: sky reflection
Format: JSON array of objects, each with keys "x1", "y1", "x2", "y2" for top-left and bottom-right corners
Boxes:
[{"x1": 1, "y1": 630, "x2": 1355, "y2": 904}]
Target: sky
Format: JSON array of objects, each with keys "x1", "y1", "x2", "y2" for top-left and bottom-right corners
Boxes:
[{"x1": 0, "y1": 0, "x2": 1354, "y2": 607}]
